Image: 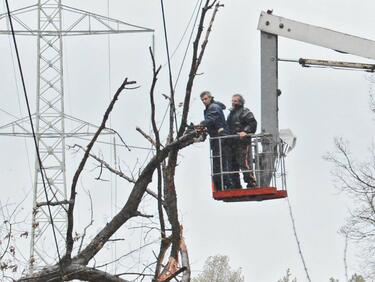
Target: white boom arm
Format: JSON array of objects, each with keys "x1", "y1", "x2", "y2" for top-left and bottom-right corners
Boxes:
[
  {"x1": 257, "y1": 11, "x2": 375, "y2": 186},
  {"x1": 258, "y1": 11, "x2": 375, "y2": 60}
]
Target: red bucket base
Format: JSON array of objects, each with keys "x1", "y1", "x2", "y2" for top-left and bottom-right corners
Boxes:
[{"x1": 213, "y1": 187, "x2": 287, "y2": 202}]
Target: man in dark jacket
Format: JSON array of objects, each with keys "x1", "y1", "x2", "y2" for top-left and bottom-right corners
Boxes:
[
  {"x1": 227, "y1": 94, "x2": 257, "y2": 188},
  {"x1": 200, "y1": 91, "x2": 232, "y2": 191}
]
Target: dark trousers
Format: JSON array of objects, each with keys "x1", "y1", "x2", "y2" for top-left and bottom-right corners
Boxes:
[
  {"x1": 210, "y1": 138, "x2": 232, "y2": 191},
  {"x1": 229, "y1": 141, "x2": 256, "y2": 187}
]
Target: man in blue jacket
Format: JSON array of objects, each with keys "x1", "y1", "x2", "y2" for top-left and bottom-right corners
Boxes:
[{"x1": 200, "y1": 91, "x2": 233, "y2": 191}]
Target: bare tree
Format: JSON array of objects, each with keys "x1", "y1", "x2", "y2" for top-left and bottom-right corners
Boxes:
[
  {"x1": 277, "y1": 269, "x2": 297, "y2": 282},
  {"x1": 0, "y1": 197, "x2": 30, "y2": 281},
  {"x1": 325, "y1": 138, "x2": 375, "y2": 279},
  {"x1": 191, "y1": 255, "x2": 244, "y2": 282},
  {"x1": 348, "y1": 274, "x2": 367, "y2": 282},
  {"x1": 1, "y1": 1, "x2": 223, "y2": 281}
]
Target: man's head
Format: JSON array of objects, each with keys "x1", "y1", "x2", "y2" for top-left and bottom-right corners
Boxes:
[
  {"x1": 231, "y1": 94, "x2": 245, "y2": 109},
  {"x1": 200, "y1": 91, "x2": 213, "y2": 107}
]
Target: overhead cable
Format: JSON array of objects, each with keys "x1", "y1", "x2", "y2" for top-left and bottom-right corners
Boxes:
[
  {"x1": 163, "y1": 0, "x2": 201, "y2": 67},
  {"x1": 153, "y1": 1, "x2": 201, "y2": 137},
  {"x1": 173, "y1": 0, "x2": 203, "y2": 91},
  {"x1": 286, "y1": 197, "x2": 312, "y2": 282},
  {"x1": 0, "y1": 107, "x2": 18, "y2": 119},
  {"x1": 3, "y1": 0, "x2": 33, "y2": 185},
  {"x1": 160, "y1": 0, "x2": 178, "y2": 135}
]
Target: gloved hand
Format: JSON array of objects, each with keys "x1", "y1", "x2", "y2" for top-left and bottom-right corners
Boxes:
[
  {"x1": 218, "y1": 128, "x2": 225, "y2": 136},
  {"x1": 193, "y1": 132, "x2": 207, "y2": 143},
  {"x1": 195, "y1": 125, "x2": 207, "y2": 134}
]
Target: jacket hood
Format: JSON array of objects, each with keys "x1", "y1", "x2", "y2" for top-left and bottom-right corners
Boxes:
[{"x1": 212, "y1": 100, "x2": 226, "y2": 110}]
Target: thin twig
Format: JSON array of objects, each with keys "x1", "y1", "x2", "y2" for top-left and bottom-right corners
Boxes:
[
  {"x1": 104, "y1": 127, "x2": 132, "y2": 152},
  {"x1": 0, "y1": 221, "x2": 11, "y2": 260},
  {"x1": 73, "y1": 144, "x2": 163, "y2": 203},
  {"x1": 36, "y1": 200, "x2": 73, "y2": 208},
  {"x1": 78, "y1": 188, "x2": 94, "y2": 253},
  {"x1": 136, "y1": 127, "x2": 160, "y2": 148},
  {"x1": 73, "y1": 144, "x2": 135, "y2": 184}
]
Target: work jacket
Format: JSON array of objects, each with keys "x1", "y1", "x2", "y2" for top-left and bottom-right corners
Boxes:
[
  {"x1": 201, "y1": 100, "x2": 228, "y2": 137},
  {"x1": 227, "y1": 106, "x2": 257, "y2": 136}
]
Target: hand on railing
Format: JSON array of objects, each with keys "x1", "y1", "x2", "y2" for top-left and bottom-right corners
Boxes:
[{"x1": 238, "y1": 131, "x2": 248, "y2": 140}]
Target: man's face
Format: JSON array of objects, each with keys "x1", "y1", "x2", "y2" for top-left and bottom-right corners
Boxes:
[
  {"x1": 231, "y1": 96, "x2": 242, "y2": 108},
  {"x1": 201, "y1": 95, "x2": 211, "y2": 106}
]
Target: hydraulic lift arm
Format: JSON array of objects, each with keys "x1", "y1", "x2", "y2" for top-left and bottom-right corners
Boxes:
[
  {"x1": 257, "y1": 11, "x2": 375, "y2": 143},
  {"x1": 256, "y1": 11, "x2": 375, "y2": 186}
]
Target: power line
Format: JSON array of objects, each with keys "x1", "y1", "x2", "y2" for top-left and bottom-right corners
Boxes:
[
  {"x1": 286, "y1": 197, "x2": 312, "y2": 282},
  {"x1": 72, "y1": 136, "x2": 155, "y2": 151},
  {"x1": 151, "y1": 1, "x2": 201, "y2": 137},
  {"x1": 4, "y1": 0, "x2": 63, "y2": 272},
  {"x1": 0, "y1": 107, "x2": 18, "y2": 119},
  {"x1": 173, "y1": 0, "x2": 203, "y2": 91},
  {"x1": 160, "y1": 0, "x2": 178, "y2": 135},
  {"x1": 3, "y1": 0, "x2": 33, "y2": 186},
  {"x1": 162, "y1": 0, "x2": 201, "y2": 68}
]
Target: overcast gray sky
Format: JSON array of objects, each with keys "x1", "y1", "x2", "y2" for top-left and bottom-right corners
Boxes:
[{"x1": 1, "y1": 0, "x2": 375, "y2": 281}]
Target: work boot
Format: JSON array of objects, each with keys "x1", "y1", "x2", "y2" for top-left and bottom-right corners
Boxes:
[
  {"x1": 224, "y1": 180, "x2": 236, "y2": 190},
  {"x1": 228, "y1": 183, "x2": 242, "y2": 189},
  {"x1": 246, "y1": 179, "x2": 257, "y2": 188}
]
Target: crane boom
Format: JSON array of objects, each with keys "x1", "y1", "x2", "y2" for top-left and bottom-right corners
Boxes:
[
  {"x1": 257, "y1": 11, "x2": 375, "y2": 187},
  {"x1": 258, "y1": 11, "x2": 375, "y2": 60}
]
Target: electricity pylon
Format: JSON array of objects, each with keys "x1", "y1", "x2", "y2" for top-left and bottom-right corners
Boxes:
[{"x1": 0, "y1": 0, "x2": 153, "y2": 271}]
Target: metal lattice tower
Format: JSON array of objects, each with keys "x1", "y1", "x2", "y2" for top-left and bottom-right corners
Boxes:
[{"x1": 0, "y1": 0, "x2": 153, "y2": 271}]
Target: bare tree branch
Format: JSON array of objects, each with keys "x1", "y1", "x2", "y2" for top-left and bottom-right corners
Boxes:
[
  {"x1": 65, "y1": 78, "x2": 137, "y2": 260},
  {"x1": 180, "y1": 229, "x2": 191, "y2": 282},
  {"x1": 159, "y1": 266, "x2": 187, "y2": 282},
  {"x1": 73, "y1": 144, "x2": 163, "y2": 203},
  {"x1": 136, "y1": 127, "x2": 160, "y2": 148},
  {"x1": 326, "y1": 138, "x2": 375, "y2": 278},
  {"x1": 149, "y1": 46, "x2": 162, "y2": 152},
  {"x1": 35, "y1": 200, "x2": 73, "y2": 208},
  {"x1": 104, "y1": 127, "x2": 132, "y2": 152},
  {"x1": 177, "y1": 0, "x2": 222, "y2": 137},
  {"x1": 16, "y1": 2, "x2": 222, "y2": 280},
  {"x1": 159, "y1": 1, "x2": 222, "y2": 273},
  {"x1": 95, "y1": 239, "x2": 158, "y2": 270},
  {"x1": 18, "y1": 264, "x2": 130, "y2": 282},
  {"x1": 154, "y1": 236, "x2": 172, "y2": 281},
  {"x1": 0, "y1": 221, "x2": 12, "y2": 261},
  {"x1": 73, "y1": 130, "x2": 197, "y2": 266},
  {"x1": 73, "y1": 144, "x2": 135, "y2": 184},
  {"x1": 78, "y1": 189, "x2": 94, "y2": 254}
]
